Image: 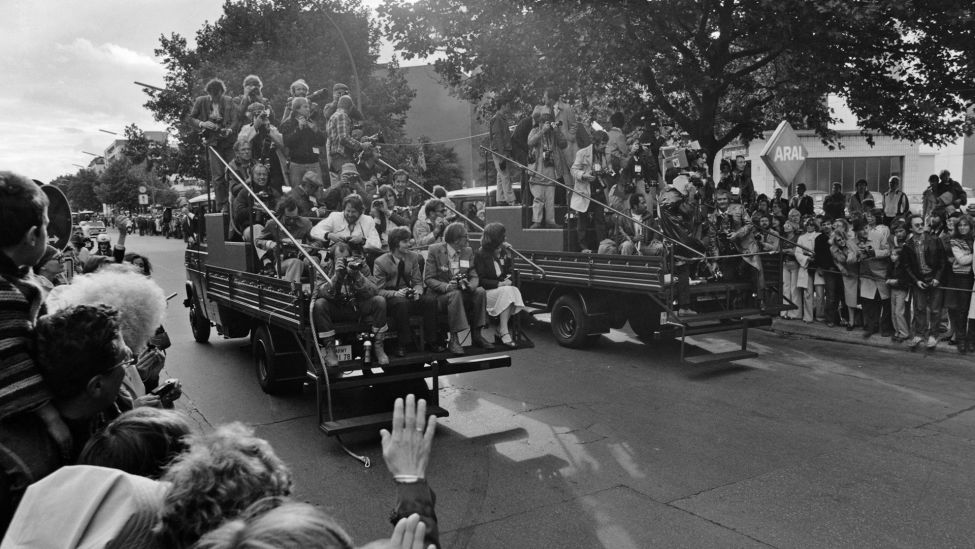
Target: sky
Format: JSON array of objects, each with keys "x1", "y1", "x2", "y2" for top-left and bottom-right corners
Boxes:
[{"x1": 0, "y1": 0, "x2": 409, "y2": 182}]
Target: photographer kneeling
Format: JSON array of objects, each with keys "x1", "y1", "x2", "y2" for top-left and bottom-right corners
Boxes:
[
  {"x1": 423, "y1": 223, "x2": 494, "y2": 355},
  {"x1": 312, "y1": 241, "x2": 389, "y2": 369}
]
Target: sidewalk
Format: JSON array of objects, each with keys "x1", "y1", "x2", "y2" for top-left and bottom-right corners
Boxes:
[{"x1": 764, "y1": 318, "x2": 955, "y2": 354}]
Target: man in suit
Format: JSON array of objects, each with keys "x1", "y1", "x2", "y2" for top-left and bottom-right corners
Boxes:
[
  {"x1": 423, "y1": 223, "x2": 495, "y2": 354},
  {"x1": 187, "y1": 78, "x2": 238, "y2": 212},
  {"x1": 373, "y1": 227, "x2": 444, "y2": 356}
]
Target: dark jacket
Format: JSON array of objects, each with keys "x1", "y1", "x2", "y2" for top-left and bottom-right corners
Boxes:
[
  {"x1": 813, "y1": 233, "x2": 837, "y2": 271},
  {"x1": 510, "y1": 116, "x2": 533, "y2": 165},
  {"x1": 187, "y1": 94, "x2": 238, "y2": 148},
  {"x1": 822, "y1": 193, "x2": 846, "y2": 220},
  {"x1": 474, "y1": 248, "x2": 513, "y2": 290},
  {"x1": 280, "y1": 118, "x2": 326, "y2": 164},
  {"x1": 902, "y1": 233, "x2": 949, "y2": 284}
]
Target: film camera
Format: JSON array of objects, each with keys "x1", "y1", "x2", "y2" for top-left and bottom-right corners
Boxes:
[
  {"x1": 403, "y1": 287, "x2": 417, "y2": 299},
  {"x1": 452, "y1": 272, "x2": 470, "y2": 291},
  {"x1": 150, "y1": 378, "x2": 182, "y2": 406},
  {"x1": 343, "y1": 256, "x2": 366, "y2": 272}
]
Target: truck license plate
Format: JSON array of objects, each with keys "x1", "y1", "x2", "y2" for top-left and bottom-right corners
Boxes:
[{"x1": 335, "y1": 345, "x2": 352, "y2": 362}]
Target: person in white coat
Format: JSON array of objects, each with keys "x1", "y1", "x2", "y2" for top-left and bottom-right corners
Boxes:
[{"x1": 570, "y1": 130, "x2": 610, "y2": 252}]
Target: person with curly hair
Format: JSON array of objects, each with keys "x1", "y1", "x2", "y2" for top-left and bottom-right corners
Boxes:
[
  {"x1": 0, "y1": 304, "x2": 127, "y2": 533},
  {"x1": 153, "y1": 422, "x2": 293, "y2": 548}
]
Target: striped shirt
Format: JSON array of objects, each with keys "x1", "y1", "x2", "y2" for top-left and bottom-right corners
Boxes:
[{"x1": 0, "y1": 254, "x2": 51, "y2": 420}]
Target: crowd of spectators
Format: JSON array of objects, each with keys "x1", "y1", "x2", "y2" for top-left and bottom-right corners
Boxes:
[{"x1": 0, "y1": 172, "x2": 440, "y2": 547}]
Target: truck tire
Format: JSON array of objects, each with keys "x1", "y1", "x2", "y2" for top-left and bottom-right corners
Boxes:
[
  {"x1": 252, "y1": 324, "x2": 300, "y2": 395},
  {"x1": 551, "y1": 294, "x2": 598, "y2": 348},
  {"x1": 188, "y1": 294, "x2": 211, "y2": 343}
]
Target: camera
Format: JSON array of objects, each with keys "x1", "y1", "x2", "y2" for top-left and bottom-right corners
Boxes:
[
  {"x1": 542, "y1": 148, "x2": 554, "y2": 167},
  {"x1": 307, "y1": 88, "x2": 329, "y2": 102},
  {"x1": 453, "y1": 272, "x2": 470, "y2": 291},
  {"x1": 403, "y1": 287, "x2": 417, "y2": 299},
  {"x1": 150, "y1": 378, "x2": 181, "y2": 404},
  {"x1": 346, "y1": 257, "x2": 365, "y2": 271}
]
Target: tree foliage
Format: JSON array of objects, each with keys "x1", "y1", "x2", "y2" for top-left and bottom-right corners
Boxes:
[
  {"x1": 145, "y1": 0, "x2": 416, "y2": 179},
  {"x1": 50, "y1": 170, "x2": 102, "y2": 211},
  {"x1": 94, "y1": 160, "x2": 168, "y2": 210},
  {"x1": 380, "y1": 0, "x2": 975, "y2": 162}
]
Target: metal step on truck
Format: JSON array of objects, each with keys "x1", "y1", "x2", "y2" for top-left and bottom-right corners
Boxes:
[{"x1": 183, "y1": 212, "x2": 526, "y2": 459}]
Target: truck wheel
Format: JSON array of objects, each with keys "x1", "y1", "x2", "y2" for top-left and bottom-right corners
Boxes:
[
  {"x1": 188, "y1": 295, "x2": 211, "y2": 343},
  {"x1": 252, "y1": 325, "x2": 299, "y2": 395},
  {"x1": 551, "y1": 294, "x2": 596, "y2": 348}
]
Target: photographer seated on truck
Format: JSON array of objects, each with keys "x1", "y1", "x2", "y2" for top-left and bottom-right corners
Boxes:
[
  {"x1": 424, "y1": 222, "x2": 495, "y2": 355},
  {"x1": 313, "y1": 241, "x2": 389, "y2": 368},
  {"x1": 231, "y1": 163, "x2": 278, "y2": 242},
  {"x1": 373, "y1": 227, "x2": 443, "y2": 356},
  {"x1": 254, "y1": 197, "x2": 314, "y2": 281},
  {"x1": 310, "y1": 194, "x2": 382, "y2": 259},
  {"x1": 603, "y1": 193, "x2": 657, "y2": 256}
]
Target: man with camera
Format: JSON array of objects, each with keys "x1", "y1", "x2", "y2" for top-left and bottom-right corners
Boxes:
[
  {"x1": 570, "y1": 130, "x2": 612, "y2": 253},
  {"x1": 526, "y1": 107, "x2": 567, "y2": 228},
  {"x1": 489, "y1": 93, "x2": 517, "y2": 206},
  {"x1": 326, "y1": 95, "x2": 369, "y2": 178},
  {"x1": 286, "y1": 171, "x2": 328, "y2": 217},
  {"x1": 238, "y1": 101, "x2": 288, "y2": 198},
  {"x1": 234, "y1": 74, "x2": 276, "y2": 128},
  {"x1": 188, "y1": 78, "x2": 238, "y2": 213},
  {"x1": 373, "y1": 227, "x2": 444, "y2": 356},
  {"x1": 310, "y1": 194, "x2": 382, "y2": 257},
  {"x1": 424, "y1": 223, "x2": 494, "y2": 355},
  {"x1": 281, "y1": 96, "x2": 326, "y2": 189},
  {"x1": 312, "y1": 241, "x2": 389, "y2": 368},
  {"x1": 733, "y1": 212, "x2": 780, "y2": 307},
  {"x1": 413, "y1": 199, "x2": 448, "y2": 248},
  {"x1": 255, "y1": 196, "x2": 314, "y2": 281}
]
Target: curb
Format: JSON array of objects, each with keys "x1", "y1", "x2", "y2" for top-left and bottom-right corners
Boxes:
[{"x1": 762, "y1": 318, "x2": 954, "y2": 354}]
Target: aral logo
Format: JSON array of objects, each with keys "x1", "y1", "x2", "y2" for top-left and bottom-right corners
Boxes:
[
  {"x1": 773, "y1": 146, "x2": 805, "y2": 162},
  {"x1": 760, "y1": 121, "x2": 808, "y2": 187}
]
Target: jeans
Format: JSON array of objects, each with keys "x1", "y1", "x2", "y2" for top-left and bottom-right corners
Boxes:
[
  {"x1": 911, "y1": 286, "x2": 944, "y2": 339},
  {"x1": 822, "y1": 271, "x2": 843, "y2": 325},
  {"x1": 493, "y1": 156, "x2": 517, "y2": 204},
  {"x1": 530, "y1": 183, "x2": 555, "y2": 225},
  {"x1": 387, "y1": 293, "x2": 439, "y2": 347},
  {"x1": 208, "y1": 144, "x2": 235, "y2": 211},
  {"x1": 890, "y1": 288, "x2": 910, "y2": 338},
  {"x1": 782, "y1": 260, "x2": 801, "y2": 318},
  {"x1": 313, "y1": 295, "x2": 387, "y2": 340}
]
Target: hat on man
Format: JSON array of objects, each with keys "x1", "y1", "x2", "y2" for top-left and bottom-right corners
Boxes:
[
  {"x1": 4, "y1": 466, "x2": 168, "y2": 549},
  {"x1": 301, "y1": 171, "x2": 323, "y2": 187},
  {"x1": 247, "y1": 101, "x2": 268, "y2": 115},
  {"x1": 966, "y1": 204, "x2": 975, "y2": 216},
  {"x1": 333, "y1": 82, "x2": 349, "y2": 94},
  {"x1": 341, "y1": 163, "x2": 359, "y2": 177}
]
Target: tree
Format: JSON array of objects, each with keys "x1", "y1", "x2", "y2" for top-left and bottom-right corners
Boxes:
[
  {"x1": 122, "y1": 124, "x2": 173, "y2": 175},
  {"x1": 144, "y1": 0, "x2": 416, "y2": 180},
  {"x1": 95, "y1": 159, "x2": 166, "y2": 210},
  {"x1": 50, "y1": 170, "x2": 102, "y2": 211},
  {"x1": 380, "y1": 0, "x2": 975, "y2": 164},
  {"x1": 379, "y1": 137, "x2": 464, "y2": 191}
]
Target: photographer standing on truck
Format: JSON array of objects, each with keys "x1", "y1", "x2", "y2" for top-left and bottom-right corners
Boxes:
[
  {"x1": 188, "y1": 78, "x2": 238, "y2": 213},
  {"x1": 238, "y1": 101, "x2": 287, "y2": 198},
  {"x1": 570, "y1": 130, "x2": 611, "y2": 253},
  {"x1": 424, "y1": 223, "x2": 494, "y2": 355},
  {"x1": 313, "y1": 241, "x2": 389, "y2": 368},
  {"x1": 526, "y1": 106, "x2": 566, "y2": 229}
]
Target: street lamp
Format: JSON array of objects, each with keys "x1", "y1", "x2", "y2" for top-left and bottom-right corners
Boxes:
[
  {"x1": 98, "y1": 129, "x2": 119, "y2": 136},
  {"x1": 82, "y1": 151, "x2": 100, "y2": 157}
]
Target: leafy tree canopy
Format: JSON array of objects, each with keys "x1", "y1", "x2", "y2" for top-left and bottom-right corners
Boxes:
[
  {"x1": 145, "y1": 0, "x2": 416, "y2": 178},
  {"x1": 380, "y1": 0, "x2": 975, "y2": 161},
  {"x1": 50, "y1": 170, "x2": 102, "y2": 212}
]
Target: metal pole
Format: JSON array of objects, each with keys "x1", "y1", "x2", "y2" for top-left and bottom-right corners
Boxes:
[
  {"x1": 376, "y1": 157, "x2": 547, "y2": 277},
  {"x1": 321, "y1": 11, "x2": 363, "y2": 113},
  {"x1": 481, "y1": 146, "x2": 706, "y2": 259},
  {"x1": 210, "y1": 146, "x2": 333, "y2": 284}
]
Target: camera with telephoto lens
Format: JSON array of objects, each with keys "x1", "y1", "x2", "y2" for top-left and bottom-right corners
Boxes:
[{"x1": 453, "y1": 272, "x2": 470, "y2": 291}]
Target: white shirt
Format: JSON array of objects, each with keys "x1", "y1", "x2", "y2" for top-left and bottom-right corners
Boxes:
[{"x1": 310, "y1": 211, "x2": 381, "y2": 250}]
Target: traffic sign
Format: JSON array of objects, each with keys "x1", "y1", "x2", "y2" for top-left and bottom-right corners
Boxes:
[
  {"x1": 760, "y1": 121, "x2": 808, "y2": 187},
  {"x1": 138, "y1": 185, "x2": 147, "y2": 193},
  {"x1": 138, "y1": 194, "x2": 149, "y2": 205}
]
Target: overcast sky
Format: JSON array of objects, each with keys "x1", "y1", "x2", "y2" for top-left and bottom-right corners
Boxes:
[{"x1": 0, "y1": 0, "x2": 408, "y2": 182}]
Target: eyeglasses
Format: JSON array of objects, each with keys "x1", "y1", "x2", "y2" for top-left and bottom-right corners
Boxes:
[{"x1": 104, "y1": 354, "x2": 135, "y2": 376}]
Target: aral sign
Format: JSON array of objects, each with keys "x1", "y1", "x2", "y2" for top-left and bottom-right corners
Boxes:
[{"x1": 760, "y1": 121, "x2": 808, "y2": 187}]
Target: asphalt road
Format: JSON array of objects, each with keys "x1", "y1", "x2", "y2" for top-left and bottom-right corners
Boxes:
[{"x1": 124, "y1": 230, "x2": 975, "y2": 549}]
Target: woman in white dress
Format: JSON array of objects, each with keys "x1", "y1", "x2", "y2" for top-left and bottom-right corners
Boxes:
[{"x1": 474, "y1": 222, "x2": 525, "y2": 347}]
